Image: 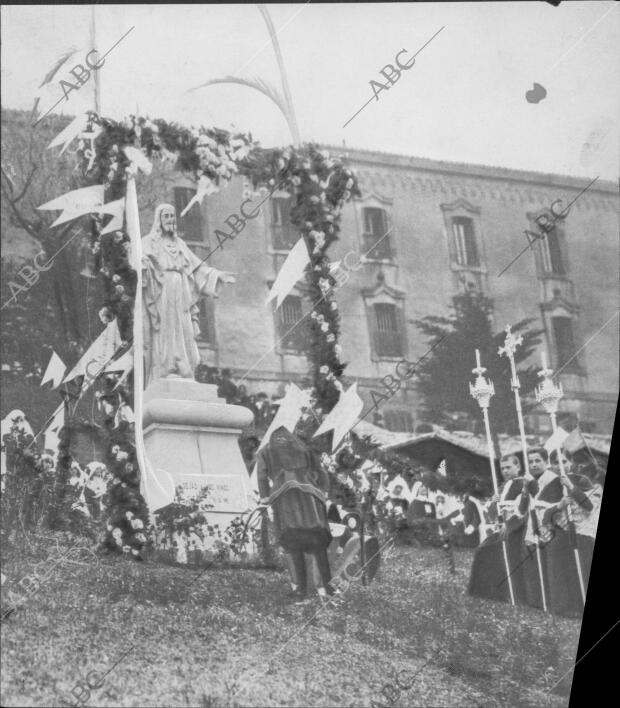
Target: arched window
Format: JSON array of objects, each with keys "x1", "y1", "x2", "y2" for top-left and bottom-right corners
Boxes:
[
  {"x1": 541, "y1": 230, "x2": 566, "y2": 275},
  {"x1": 452, "y1": 217, "x2": 479, "y2": 267},
  {"x1": 362, "y1": 207, "x2": 392, "y2": 259}
]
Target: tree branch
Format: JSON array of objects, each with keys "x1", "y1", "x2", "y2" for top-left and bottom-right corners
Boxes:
[{"x1": 1, "y1": 168, "x2": 40, "y2": 238}]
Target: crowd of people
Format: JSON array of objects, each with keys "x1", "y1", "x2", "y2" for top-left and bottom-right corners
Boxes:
[
  {"x1": 320, "y1": 445, "x2": 604, "y2": 617},
  {"x1": 194, "y1": 365, "x2": 282, "y2": 429},
  {"x1": 467, "y1": 447, "x2": 603, "y2": 617}
]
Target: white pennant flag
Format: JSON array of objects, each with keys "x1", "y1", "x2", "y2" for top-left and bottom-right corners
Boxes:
[
  {"x1": 38, "y1": 185, "x2": 104, "y2": 228},
  {"x1": 258, "y1": 383, "x2": 312, "y2": 450},
  {"x1": 62, "y1": 319, "x2": 122, "y2": 387},
  {"x1": 47, "y1": 113, "x2": 102, "y2": 154},
  {"x1": 123, "y1": 146, "x2": 153, "y2": 176},
  {"x1": 104, "y1": 347, "x2": 133, "y2": 376},
  {"x1": 313, "y1": 383, "x2": 364, "y2": 451},
  {"x1": 266, "y1": 237, "x2": 310, "y2": 308},
  {"x1": 180, "y1": 174, "x2": 218, "y2": 217},
  {"x1": 544, "y1": 426, "x2": 570, "y2": 454},
  {"x1": 40, "y1": 351, "x2": 67, "y2": 388},
  {"x1": 98, "y1": 198, "x2": 126, "y2": 235}
]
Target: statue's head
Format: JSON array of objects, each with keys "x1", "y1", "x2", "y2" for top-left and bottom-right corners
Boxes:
[
  {"x1": 159, "y1": 205, "x2": 176, "y2": 235},
  {"x1": 151, "y1": 203, "x2": 177, "y2": 238}
]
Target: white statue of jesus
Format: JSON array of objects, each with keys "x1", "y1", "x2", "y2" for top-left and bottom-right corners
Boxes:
[{"x1": 142, "y1": 203, "x2": 234, "y2": 385}]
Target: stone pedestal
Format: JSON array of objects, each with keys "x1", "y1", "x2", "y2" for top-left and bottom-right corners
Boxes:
[{"x1": 143, "y1": 378, "x2": 255, "y2": 532}]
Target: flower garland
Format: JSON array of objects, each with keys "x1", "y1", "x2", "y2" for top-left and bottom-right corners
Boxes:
[
  {"x1": 53, "y1": 112, "x2": 360, "y2": 542},
  {"x1": 72, "y1": 114, "x2": 359, "y2": 412}
]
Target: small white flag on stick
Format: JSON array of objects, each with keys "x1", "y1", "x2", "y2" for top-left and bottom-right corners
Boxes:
[
  {"x1": 62, "y1": 319, "x2": 122, "y2": 387},
  {"x1": 313, "y1": 382, "x2": 364, "y2": 451},
  {"x1": 47, "y1": 113, "x2": 102, "y2": 154},
  {"x1": 180, "y1": 174, "x2": 218, "y2": 217},
  {"x1": 266, "y1": 237, "x2": 310, "y2": 308},
  {"x1": 544, "y1": 426, "x2": 570, "y2": 454},
  {"x1": 40, "y1": 351, "x2": 67, "y2": 389},
  {"x1": 258, "y1": 383, "x2": 312, "y2": 450},
  {"x1": 99, "y1": 199, "x2": 126, "y2": 235},
  {"x1": 38, "y1": 185, "x2": 104, "y2": 228}
]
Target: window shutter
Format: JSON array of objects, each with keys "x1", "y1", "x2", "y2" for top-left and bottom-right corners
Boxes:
[
  {"x1": 463, "y1": 219, "x2": 479, "y2": 266},
  {"x1": 373, "y1": 303, "x2": 405, "y2": 358},
  {"x1": 363, "y1": 207, "x2": 391, "y2": 259},
  {"x1": 452, "y1": 217, "x2": 478, "y2": 267},
  {"x1": 279, "y1": 295, "x2": 305, "y2": 351},
  {"x1": 546, "y1": 230, "x2": 565, "y2": 275}
]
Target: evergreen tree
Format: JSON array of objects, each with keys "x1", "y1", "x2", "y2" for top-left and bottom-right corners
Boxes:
[{"x1": 413, "y1": 289, "x2": 544, "y2": 434}]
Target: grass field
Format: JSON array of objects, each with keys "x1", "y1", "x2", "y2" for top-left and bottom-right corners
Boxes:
[{"x1": 1, "y1": 533, "x2": 580, "y2": 707}]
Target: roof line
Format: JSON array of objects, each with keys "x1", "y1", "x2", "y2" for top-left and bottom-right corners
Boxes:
[{"x1": 323, "y1": 144, "x2": 617, "y2": 194}]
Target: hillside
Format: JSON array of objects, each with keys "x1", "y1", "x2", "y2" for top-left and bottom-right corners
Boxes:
[{"x1": 1, "y1": 535, "x2": 578, "y2": 707}]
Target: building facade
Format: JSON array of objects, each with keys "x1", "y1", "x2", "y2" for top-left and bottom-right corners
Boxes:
[{"x1": 159, "y1": 147, "x2": 617, "y2": 435}]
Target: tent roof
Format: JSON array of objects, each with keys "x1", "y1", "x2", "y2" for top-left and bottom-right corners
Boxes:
[{"x1": 356, "y1": 422, "x2": 611, "y2": 461}]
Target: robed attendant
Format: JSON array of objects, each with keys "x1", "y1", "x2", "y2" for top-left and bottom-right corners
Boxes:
[
  {"x1": 256, "y1": 426, "x2": 332, "y2": 599},
  {"x1": 536, "y1": 450, "x2": 596, "y2": 617},
  {"x1": 468, "y1": 454, "x2": 528, "y2": 603}
]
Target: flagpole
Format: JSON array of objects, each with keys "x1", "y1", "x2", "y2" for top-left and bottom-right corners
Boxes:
[
  {"x1": 125, "y1": 165, "x2": 177, "y2": 516},
  {"x1": 469, "y1": 349, "x2": 515, "y2": 605},
  {"x1": 90, "y1": 5, "x2": 101, "y2": 114},
  {"x1": 125, "y1": 169, "x2": 150, "y2": 516},
  {"x1": 499, "y1": 326, "x2": 548, "y2": 612},
  {"x1": 535, "y1": 352, "x2": 586, "y2": 607}
]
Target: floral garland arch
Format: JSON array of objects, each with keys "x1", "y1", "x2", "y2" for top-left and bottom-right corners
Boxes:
[
  {"x1": 49, "y1": 112, "x2": 361, "y2": 555},
  {"x1": 75, "y1": 112, "x2": 360, "y2": 413}
]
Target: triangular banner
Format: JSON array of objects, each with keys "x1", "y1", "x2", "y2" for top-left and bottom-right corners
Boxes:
[
  {"x1": 62, "y1": 319, "x2": 122, "y2": 387},
  {"x1": 266, "y1": 237, "x2": 310, "y2": 308},
  {"x1": 258, "y1": 383, "x2": 312, "y2": 450},
  {"x1": 313, "y1": 382, "x2": 364, "y2": 451},
  {"x1": 47, "y1": 113, "x2": 101, "y2": 154},
  {"x1": 40, "y1": 350, "x2": 67, "y2": 388},
  {"x1": 99, "y1": 199, "x2": 126, "y2": 235},
  {"x1": 180, "y1": 174, "x2": 218, "y2": 217},
  {"x1": 38, "y1": 185, "x2": 105, "y2": 228}
]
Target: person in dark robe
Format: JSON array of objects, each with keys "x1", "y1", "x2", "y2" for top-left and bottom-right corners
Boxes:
[
  {"x1": 468, "y1": 454, "x2": 528, "y2": 603},
  {"x1": 235, "y1": 383, "x2": 250, "y2": 407},
  {"x1": 519, "y1": 446, "x2": 560, "y2": 611},
  {"x1": 254, "y1": 392, "x2": 272, "y2": 428},
  {"x1": 538, "y1": 449, "x2": 595, "y2": 617},
  {"x1": 217, "y1": 368, "x2": 238, "y2": 403},
  {"x1": 256, "y1": 426, "x2": 332, "y2": 601}
]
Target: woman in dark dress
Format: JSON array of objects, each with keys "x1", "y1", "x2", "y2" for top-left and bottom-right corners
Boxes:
[{"x1": 256, "y1": 426, "x2": 332, "y2": 599}]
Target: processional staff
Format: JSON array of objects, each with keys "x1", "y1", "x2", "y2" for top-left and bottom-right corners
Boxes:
[
  {"x1": 535, "y1": 352, "x2": 586, "y2": 607},
  {"x1": 499, "y1": 326, "x2": 548, "y2": 612},
  {"x1": 469, "y1": 349, "x2": 515, "y2": 606}
]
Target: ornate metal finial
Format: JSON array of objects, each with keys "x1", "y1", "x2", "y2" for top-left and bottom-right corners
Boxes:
[
  {"x1": 498, "y1": 325, "x2": 523, "y2": 360},
  {"x1": 470, "y1": 349, "x2": 495, "y2": 410},
  {"x1": 535, "y1": 351, "x2": 564, "y2": 415}
]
